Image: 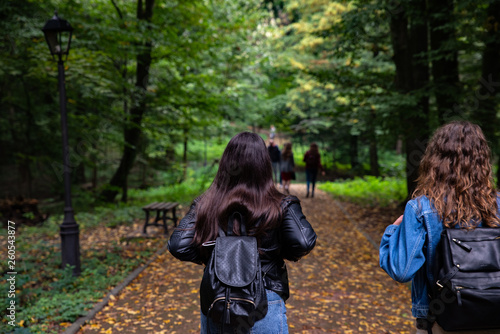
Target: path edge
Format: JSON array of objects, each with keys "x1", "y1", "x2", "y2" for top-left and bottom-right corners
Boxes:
[{"x1": 62, "y1": 241, "x2": 170, "y2": 334}]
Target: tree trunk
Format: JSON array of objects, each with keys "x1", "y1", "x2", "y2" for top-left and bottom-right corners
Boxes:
[
  {"x1": 368, "y1": 109, "x2": 379, "y2": 177},
  {"x1": 389, "y1": 8, "x2": 412, "y2": 92},
  {"x1": 121, "y1": 177, "x2": 127, "y2": 202},
  {"x1": 428, "y1": 0, "x2": 460, "y2": 123},
  {"x1": 99, "y1": 0, "x2": 155, "y2": 202},
  {"x1": 20, "y1": 77, "x2": 35, "y2": 197},
  {"x1": 475, "y1": 2, "x2": 500, "y2": 187},
  {"x1": 182, "y1": 129, "x2": 188, "y2": 182},
  {"x1": 389, "y1": 5, "x2": 415, "y2": 196},
  {"x1": 141, "y1": 162, "x2": 147, "y2": 187},
  {"x1": 389, "y1": 1, "x2": 430, "y2": 199},
  {"x1": 349, "y1": 134, "x2": 359, "y2": 172},
  {"x1": 408, "y1": 0, "x2": 430, "y2": 197},
  {"x1": 92, "y1": 163, "x2": 97, "y2": 190},
  {"x1": 369, "y1": 139, "x2": 379, "y2": 177},
  {"x1": 74, "y1": 136, "x2": 86, "y2": 184}
]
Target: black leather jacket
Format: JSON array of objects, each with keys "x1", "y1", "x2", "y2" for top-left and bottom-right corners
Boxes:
[{"x1": 167, "y1": 196, "x2": 317, "y2": 301}]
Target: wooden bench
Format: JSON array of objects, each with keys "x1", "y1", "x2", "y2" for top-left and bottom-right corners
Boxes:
[{"x1": 142, "y1": 202, "x2": 179, "y2": 234}]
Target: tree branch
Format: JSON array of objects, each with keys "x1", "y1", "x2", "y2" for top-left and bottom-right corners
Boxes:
[{"x1": 110, "y1": 0, "x2": 124, "y2": 20}]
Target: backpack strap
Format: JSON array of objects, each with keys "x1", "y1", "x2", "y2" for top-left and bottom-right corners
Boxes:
[
  {"x1": 424, "y1": 227, "x2": 460, "y2": 334},
  {"x1": 435, "y1": 266, "x2": 459, "y2": 291}
]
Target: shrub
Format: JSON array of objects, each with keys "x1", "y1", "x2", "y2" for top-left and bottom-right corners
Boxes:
[{"x1": 318, "y1": 176, "x2": 407, "y2": 207}]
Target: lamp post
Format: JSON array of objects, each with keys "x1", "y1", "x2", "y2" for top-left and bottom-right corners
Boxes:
[{"x1": 42, "y1": 12, "x2": 81, "y2": 276}]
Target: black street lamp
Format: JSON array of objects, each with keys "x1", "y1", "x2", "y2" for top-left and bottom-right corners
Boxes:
[{"x1": 42, "y1": 12, "x2": 81, "y2": 276}]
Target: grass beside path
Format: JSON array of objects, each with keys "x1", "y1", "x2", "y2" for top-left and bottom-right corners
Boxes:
[{"x1": 77, "y1": 184, "x2": 413, "y2": 334}]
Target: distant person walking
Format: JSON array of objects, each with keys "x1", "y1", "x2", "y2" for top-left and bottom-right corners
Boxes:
[
  {"x1": 303, "y1": 143, "x2": 325, "y2": 198},
  {"x1": 280, "y1": 142, "x2": 295, "y2": 194},
  {"x1": 270, "y1": 125, "x2": 276, "y2": 139},
  {"x1": 268, "y1": 140, "x2": 281, "y2": 185}
]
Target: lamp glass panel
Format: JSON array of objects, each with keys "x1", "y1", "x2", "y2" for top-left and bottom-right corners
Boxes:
[
  {"x1": 45, "y1": 30, "x2": 60, "y2": 55},
  {"x1": 60, "y1": 31, "x2": 72, "y2": 54}
]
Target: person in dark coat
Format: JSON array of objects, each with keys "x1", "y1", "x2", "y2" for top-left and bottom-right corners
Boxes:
[
  {"x1": 268, "y1": 140, "x2": 281, "y2": 185},
  {"x1": 303, "y1": 143, "x2": 325, "y2": 198}
]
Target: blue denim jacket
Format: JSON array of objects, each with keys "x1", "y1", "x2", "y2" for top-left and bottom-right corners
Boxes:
[
  {"x1": 379, "y1": 195, "x2": 500, "y2": 318},
  {"x1": 379, "y1": 196, "x2": 440, "y2": 318}
]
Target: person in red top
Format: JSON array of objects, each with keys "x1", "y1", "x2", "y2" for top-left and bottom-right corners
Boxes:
[{"x1": 303, "y1": 143, "x2": 325, "y2": 198}]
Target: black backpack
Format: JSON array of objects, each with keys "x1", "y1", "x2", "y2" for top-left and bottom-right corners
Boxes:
[
  {"x1": 427, "y1": 227, "x2": 500, "y2": 332},
  {"x1": 200, "y1": 212, "x2": 270, "y2": 331}
]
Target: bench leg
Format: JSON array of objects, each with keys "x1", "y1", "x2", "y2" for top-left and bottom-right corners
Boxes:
[
  {"x1": 154, "y1": 210, "x2": 161, "y2": 225},
  {"x1": 143, "y1": 210, "x2": 150, "y2": 234},
  {"x1": 161, "y1": 210, "x2": 168, "y2": 234},
  {"x1": 172, "y1": 207, "x2": 178, "y2": 227}
]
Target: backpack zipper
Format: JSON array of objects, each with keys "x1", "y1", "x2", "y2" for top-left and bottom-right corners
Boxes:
[
  {"x1": 454, "y1": 286, "x2": 466, "y2": 307},
  {"x1": 229, "y1": 297, "x2": 256, "y2": 306},
  {"x1": 208, "y1": 296, "x2": 256, "y2": 312},
  {"x1": 452, "y1": 238, "x2": 472, "y2": 252}
]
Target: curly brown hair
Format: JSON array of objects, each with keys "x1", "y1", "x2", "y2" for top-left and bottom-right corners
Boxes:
[{"x1": 413, "y1": 121, "x2": 500, "y2": 229}]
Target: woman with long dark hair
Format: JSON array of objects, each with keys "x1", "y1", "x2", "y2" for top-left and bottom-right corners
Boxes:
[
  {"x1": 379, "y1": 121, "x2": 500, "y2": 333},
  {"x1": 168, "y1": 132, "x2": 317, "y2": 334}
]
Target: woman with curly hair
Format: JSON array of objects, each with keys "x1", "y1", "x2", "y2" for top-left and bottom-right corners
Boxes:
[{"x1": 379, "y1": 121, "x2": 500, "y2": 334}]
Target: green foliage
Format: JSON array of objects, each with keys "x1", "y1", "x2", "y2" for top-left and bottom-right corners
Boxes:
[
  {"x1": 128, "y1": 166, "x2": 216, "y2": 205},
  {"x1": 378, "y1": 150, "x2": 406, "y2": 178},
  {"x1": 3, "y1": 0, "x2": 500, "y2": 202},
  {"x1": 0, "y1": 0, "x2": 272, "y2": 200},
  {"x1": 174, "y1": 137, "x2": 229, "y2": 165},
  {"x1": 0, "y1": 211, "x2": 159, "y2": 333},
  {"x1": 0, "y1": 164, "x2": 218, "y2": 332},
  {"x1": 318, "y1": 176, "x2": 407, "y2": 207}
]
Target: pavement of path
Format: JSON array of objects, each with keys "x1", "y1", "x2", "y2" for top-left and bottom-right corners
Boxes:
[{"x1": 77, "y1": 184, "x2": 413, "y2": 334}]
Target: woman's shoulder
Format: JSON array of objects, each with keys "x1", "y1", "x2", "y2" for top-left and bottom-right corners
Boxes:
[
  {"x1": 407, "y1": 195, "x2": 427, "y2": 205},
  {"x1": 407, "y1": 195, "x2": 439, "y2": 216},
  {"x1": 281, "y1": 195, "x2": 300, "y2": 206}
]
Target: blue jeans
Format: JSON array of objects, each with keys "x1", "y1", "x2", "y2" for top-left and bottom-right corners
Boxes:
[
  {"x1": 271, "y1": 162, "x2": 280, "y2": 184},
  {"x1": 305, "y1": 168, "x2": 318, "y2": 193},
  {"x1": 200, "y1": 290, "x2": 288, "y2": 334}
]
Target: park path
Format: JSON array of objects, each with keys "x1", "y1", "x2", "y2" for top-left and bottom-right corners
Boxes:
[{"x1": 77, "y1": 184, "x2": 413, "y2": 334}]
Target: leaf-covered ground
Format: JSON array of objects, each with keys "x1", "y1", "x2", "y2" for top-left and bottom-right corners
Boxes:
[{"x1": 78, "y1": 184, "x2": 413, "y2": 333}]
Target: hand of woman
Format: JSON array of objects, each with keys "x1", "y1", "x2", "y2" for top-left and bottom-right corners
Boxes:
[{"x1": 393, "y1": 215, "x2": 403, "y2": 226}]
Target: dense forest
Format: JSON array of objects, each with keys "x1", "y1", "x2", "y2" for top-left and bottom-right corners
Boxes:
[{"x1": 2, "y1": 0, "x2": 500, "y2": 203}]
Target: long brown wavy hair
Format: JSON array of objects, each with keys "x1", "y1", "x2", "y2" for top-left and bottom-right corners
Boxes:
[
  {"x1": 413, "y1": 121, "x2": 500, "y2": 229},
  {"x1": 282, "y1": 142, "x2": 293, "y2": 160},
  {"x1": 193, "y1": 132, "x2": 285, "y2": 246}
]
